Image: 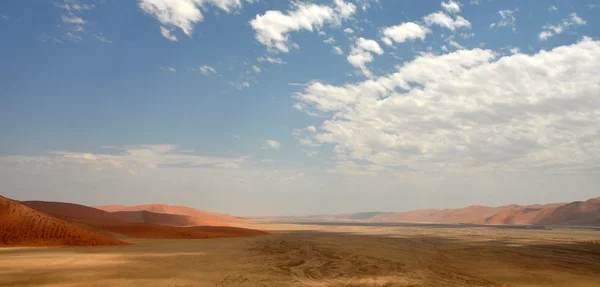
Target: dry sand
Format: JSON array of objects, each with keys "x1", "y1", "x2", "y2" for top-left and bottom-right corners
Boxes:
[{"x1": 2, "y1": 223, "x2": 600, "y2": 286}]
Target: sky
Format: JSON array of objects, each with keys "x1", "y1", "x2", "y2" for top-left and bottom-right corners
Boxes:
[{"x1": 1, "y1": 0, "x2": 599, "y2": 216}]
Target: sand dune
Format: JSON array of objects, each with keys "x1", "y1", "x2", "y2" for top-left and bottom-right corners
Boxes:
[
  {"x1": 19, "y1": 200, "x2": 267, "y2": 241},
  {"x1": 370, "y1": 197, "x2": 600, "y2": 225},
  {"x1": 0, "y1": 196, "x2": 126, "y2": 246},
  {"x1": 96, "y1": 204, "x2": 241, "y2": 226}
]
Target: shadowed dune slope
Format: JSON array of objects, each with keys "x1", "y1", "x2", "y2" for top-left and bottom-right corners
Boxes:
[
  {"x1": 0, "y1": 196, "x2": 127, "y2": 246},
  {"x1": 537, "y1": 198, "x2": 600, "y2": 225},
  {"x1": 23, "y1": 201, "x2": 221, "y2": 227},
  {"x1": 21, "y1": 200, "x2": 268, "y2": 240},
  {"x1": 96, "y1": 204, "x2": 242, "y2": 226},
  {"x1": 109, "y1": 210, "x2": 200, "y2": 226}
]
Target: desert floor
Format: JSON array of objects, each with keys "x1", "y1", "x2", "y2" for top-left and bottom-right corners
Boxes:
[{"x1": 2, "y1": 223, "x2": 600, "y2": 287}]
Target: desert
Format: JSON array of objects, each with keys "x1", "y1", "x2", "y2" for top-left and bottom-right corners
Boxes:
[{"x1": 2, "y1": 194, "x2": 600, "y2": 286}]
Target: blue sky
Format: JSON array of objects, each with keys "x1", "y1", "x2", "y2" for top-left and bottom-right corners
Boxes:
[{"x1": 1, "y1": 0, "x2": 599, "y2": 216}]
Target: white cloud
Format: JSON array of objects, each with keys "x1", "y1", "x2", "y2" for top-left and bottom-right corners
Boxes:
[
  {"x1": 538, "y1": 13, "x2": 587, "y2": 41},
  {"x1": 263, "y1": 140, "x2": 281, "y2": 150},
  {"x1": 230, "y1": 81, "x2": 250, "y2": 89},
  {"x1": 333, "y1": 46, "x2": 343, "y2": 55},
  {"x1": 19, "y1": 145, "x2": 248, "y2": 172},
  {"x1": 344, "y1": 28, "x2": 354, "y2": 34},
  {"x1": 139, "y1": 0, "x2": 242, "y2": 39},
  {"x1": 448, "y1": 40, "x2": 463, "y2": 49},
  {"x1": 549, "y1": 5, "x2": 558, "y2": 12},
  {"x1": 199, "y1": 65, "x2": 217, "y2": 75},
  {"x1": 56, "y1": 2, "x2": 95, "y2": 11},
  {"x1": 161, "y1": 66, "x2": 176, "y2": 72},
  {"x1": 333, "y1": 0, "x2": 356, "y2": 20},
  {"x1": 252, "y1": 65, "x2": 261, "y2": 73},
  {"x1": 423, "y1": 12, "x2": 471, "y2": 31},
  {"x1": 250, "y1": 0, "x2": 356, "y2": 52},
  {"x1": 347, "y1": 50, "x2": 374, "y2": 78},
  {"x1": 381, "y1": 22, "x2": 430, "y2": 45},
  {"x1": 441, "y1": 0, "x2": 461, "y2": 14},
  {"x1": 323, "y1": 37, "x2": 335, "y2": 44},
  {"x1": 356, "y1": 37, "x2": 383, "y2": 55},
  {"x1": 346, "y1": 38, "x2": 383, "y2": 78},
  {"x1": 296, "y1": 38, "x2": 600, "y2": 174},
  {"x1": 94, "y1": 34, "x2": 112, "y2": 44},
  {"x1": 490, "y1": 9, "x2": 517, "y2": 31},
  {"x1": 160, "y1": 26, "x2": 177, "y2": 41},
  {"x1": 62, "y1": 15, "x2": 85, "y2": 24},
  {"x1": 538, "y1": 31, "x2": 553, "y2": 41},
  {"x1": 257, "y1": 56, "x2": 285, "y2": 64}
]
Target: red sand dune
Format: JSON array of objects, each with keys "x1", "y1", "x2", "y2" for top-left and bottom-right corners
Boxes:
[
  {"x1": 20, "y1": 200, "x2": 268, "y2": 240},
  {"x1": 371, "y1": 197, "x2": 600, "y2": 225},
  {"x1": 0, "y1": 196, "x2": 127, "y2": 246},
  {"x1": 24, "y1": 201, "x2": 224, "y2": 227},
  {"x1": 96, "y1": 204, "x2": 242, "y2": 226}
]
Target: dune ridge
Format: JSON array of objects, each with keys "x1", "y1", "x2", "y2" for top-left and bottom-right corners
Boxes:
[
  {"x1": 96, "y1": 204, "x2": 241, "y2": 226},
  {"x1": 0, "y1": 196, "x2": 127, "y2": 246},
  {"x1": 371, "y1": 197, "x2": 600, "y2": 225},
  {"x1": 18, "y1": 200, "x2": 267, "y2": 240}
]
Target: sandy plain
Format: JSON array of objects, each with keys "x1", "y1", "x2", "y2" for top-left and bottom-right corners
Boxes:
[{"x1": 2, "y1": 223, "x2": 600, "y2": 287}]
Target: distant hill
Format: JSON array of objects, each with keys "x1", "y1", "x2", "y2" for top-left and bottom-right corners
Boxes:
[
  {"x1": 369, "y1": 197, "x2": 600, "y2": 225},
  {"x1": 0, "y1": 196, "x2": 127, "y2": 246}
]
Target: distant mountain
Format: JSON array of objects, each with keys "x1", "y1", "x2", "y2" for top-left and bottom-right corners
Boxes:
[{"x1": 370, "y1": 197, "x2": 600, "y2": 225}]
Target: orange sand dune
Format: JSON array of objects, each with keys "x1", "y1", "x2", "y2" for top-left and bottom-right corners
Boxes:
[
  {"x1": 371, "y1": 197, "x2": 600, "y2": 225},
  {"x1": 0, "y1": 196, "x2": 127, "y2": 246},
  {"x1": 20, "y1": 200, "x2": 268, "y2": 240},
  {"x1": 24, "y1": 201, "x2": 223, "y2": 227},
  {"x1": 97, "y1": 204, "x2": 242, "y2": 226}
]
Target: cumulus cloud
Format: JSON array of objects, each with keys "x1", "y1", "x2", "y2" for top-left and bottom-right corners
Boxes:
[
  {"x1": 252, "y1": 65, "x2": 261, "y2": 73},
  {"x1": 296, "y1": 38, "x2": 600, "y2": 174},
  {"x1": 423, "y1": 11, "x2": 471, "y2": 31},
  {"x1": 263, "y1": 140, "x2": 281, "y2": 150},
  {"x1": 489, "y1": 9, "x2": 517, "y2": 31},
  {"x1": 538, "y1": 13, "x2": 587, "y2": 41},
  {"x1": 441, "y1": 0, "x2": 461, "y2": 14},
  {"x1": 381, "y1": 22, "x2": 430, "y2": 45},
  {"x1": 347, "y1": 37, "x2": 383, "y2": 78},
  {"x1": 139, "y1": 0, "x2": 243, "y2": 39},
  {"x1": 250, "y1": 0, "x2": 356, "y2": 52},
  {"x1": 199, "y1": 65, "x2": 217, "y2": 75}
]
